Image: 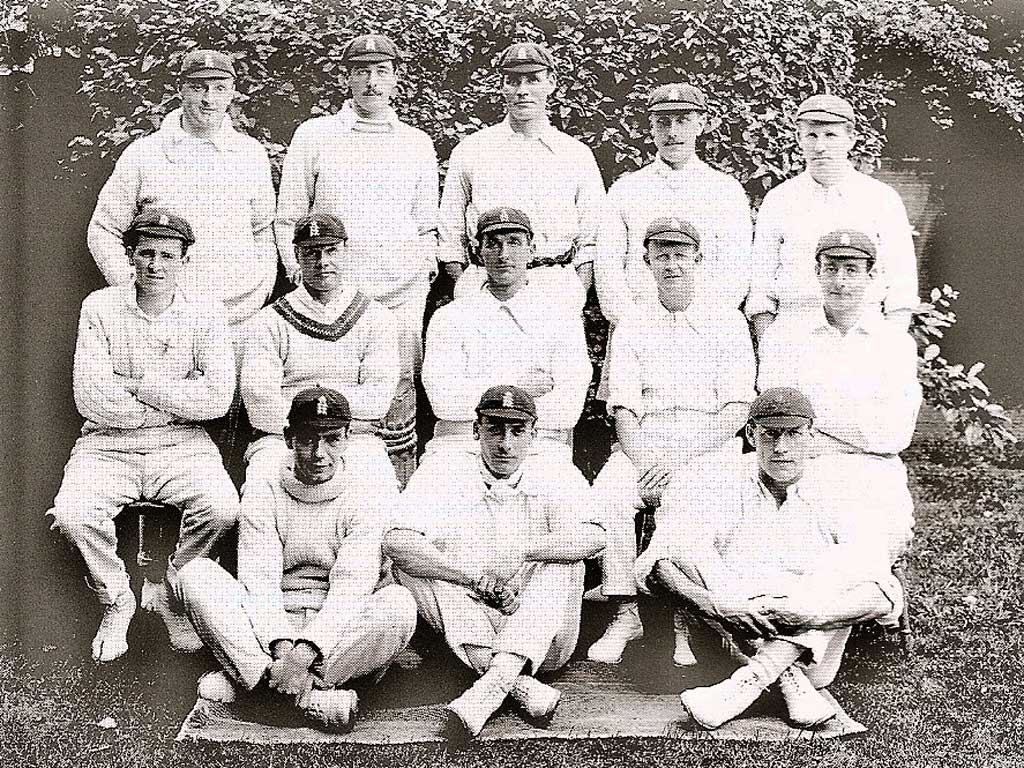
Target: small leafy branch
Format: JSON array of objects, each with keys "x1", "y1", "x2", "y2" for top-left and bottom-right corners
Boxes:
[{"x1": 913, "y1": 285, "x2": 1016, "y2": 450}]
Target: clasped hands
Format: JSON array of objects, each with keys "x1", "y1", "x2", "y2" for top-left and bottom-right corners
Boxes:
[
  {"x1": 709, "y1": 593, "x2": 820, "y2": 638},
  {"x1": 469, "y1": 545, "x2": 527, "y2": 615},
  {"x1": 266, "y1": 639, "x2": 319, "y2": 702}
]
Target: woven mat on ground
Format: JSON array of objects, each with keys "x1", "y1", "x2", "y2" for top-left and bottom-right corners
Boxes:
[{"x1": 176, "y1": 661, "x2": 866, "y2": 744}]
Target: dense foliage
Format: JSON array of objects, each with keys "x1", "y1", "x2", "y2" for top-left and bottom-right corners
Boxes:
[{"x1": 8, "y1": 0, "x2": 1024, "y2": 447}]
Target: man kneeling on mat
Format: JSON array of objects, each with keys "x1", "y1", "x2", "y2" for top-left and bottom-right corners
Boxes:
[
  {"x1": 385, "y1": 385, "x2": 604, "y2": 740},
  {"x1": 637, "y1": 388, "x2": 904, "y2": 730},
  {"x1": 177, "y1": 386, "x2": 417, "y2": 733}
]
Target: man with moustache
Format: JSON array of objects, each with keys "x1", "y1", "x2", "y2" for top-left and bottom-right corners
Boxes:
[
  {"x1": 586, "y1": 217, "x2": 755, "y2": 666},
  {"x1": 48, "y1": 210, "x2": 238, "y2": 663},
  {"x1": 178, "y1": 387, "x2": 417, "y2": 734},
  {"x1": 422, "y1": 207, "x2": 591, "y2": 467},
  {"x1": 746, "y1": 95, "x2": 919, "y2": 339},
  {"x1": 276, "y1": 34, "x2": 439, "y2": 486},
  {"x1": 241, "y1": 213, "x2": 399, "y2": 491},
  {"x1": 385, "y1": 385, "x2": 604, "y2": 740},
  {"x1": 758, "y1": 230, "x2": 921, "y2": 559},
  {"x1": 637, "y1": 389, "x2": 904, "y2": 730},
  {"x1": 438, "y1": 42, "x2": 606, "y2": 310},
  {"x1": 596, "y1": 83, "x2": 752, "y2": 325}
]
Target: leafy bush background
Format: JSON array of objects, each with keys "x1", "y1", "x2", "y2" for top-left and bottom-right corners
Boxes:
[{"x1": 10, "y1": 0, "x2": 1024, "y2": 448}]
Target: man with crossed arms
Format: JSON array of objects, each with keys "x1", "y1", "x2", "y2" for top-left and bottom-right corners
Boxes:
[
  {"x1": 638, "y1": 388, "x2": 904, "y2": 730},
  {"x1": 439, "y1": 42, "x2": 606, "y2": 311},
  {"x1": 179, "y1": 387, "x2": 417, "y2": 733},
  {"x1": 276, "y1": 34, "x2": 439, "y2": 485},
  {"x1": 385, "y1": 385, "x2": 604, "y2": 740},
  {"x1": 758, "y1": 229, "x2": 921, "y2": 559},
  {"x1": 587, "y1": 216, "x2": 755, "y2": 666},
  {"x1": 241, "y1": 213, "x2": 399, "y2": 491}
]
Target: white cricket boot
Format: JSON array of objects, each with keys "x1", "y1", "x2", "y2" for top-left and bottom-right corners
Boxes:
[
  {"x1": 300, "y1": 688, "x2": 359, "y2": 733},
  {"x1": 586, "y1": 601, "x2": 643, "y2": 664},
  {"x1": 777, "y1": 667, "x2": 836, "y2": 728},
  {"x1": 445, "y1": 666, "x2": 516, "y2": 739},
  {"x1": 509, "y1": 675, "x2": 561, "y2": 725},
  {"x1": 680, "y1": 664, "x2": 765, "y2": 729},
  {"x1": 91, "y1": 589, "x2": 136, "y2": 663},
  {"x1": 672, "y1": 609, "x2": 698, "y2": 667},
  {"x1": 197, "y1": 670, "x2": 238, "y2": 703}
]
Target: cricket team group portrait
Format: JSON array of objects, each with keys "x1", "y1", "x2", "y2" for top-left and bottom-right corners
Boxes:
[{"x1": 7, "y1": 0, "x2": 1024, "y2": 765}]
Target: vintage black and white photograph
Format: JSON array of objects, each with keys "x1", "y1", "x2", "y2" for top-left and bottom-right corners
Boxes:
[{"x1": 2, "y1": 1, "x2": 1023, "y2": 766}]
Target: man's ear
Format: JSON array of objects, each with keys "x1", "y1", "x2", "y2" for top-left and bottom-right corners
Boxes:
[
  {"x1": 473, "y1": 421, "x2": 481, "y2": 441},
  {"x1": 744, "y1": 421, "x2": 756, "y2": 445}
]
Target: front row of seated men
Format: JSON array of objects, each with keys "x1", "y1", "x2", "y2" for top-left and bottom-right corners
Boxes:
[{"x1": 47, "y1": 205, "x2": 915, "y2": 736}]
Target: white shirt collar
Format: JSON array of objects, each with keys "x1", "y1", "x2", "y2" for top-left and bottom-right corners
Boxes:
[
  {"x1": 160, "y1": 107, "x2": 242, "y2": 153},
  {"x1": 333, "y1": 99, "x2": 400, "y2": 131}
]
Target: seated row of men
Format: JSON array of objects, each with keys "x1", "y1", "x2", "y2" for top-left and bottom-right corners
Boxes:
[
  {"x1": 87, "y1": 37, "x2": 921, "y2": 488},
  {"x1": 47, "y1": 197, "x2": 918, "y2": 737}
]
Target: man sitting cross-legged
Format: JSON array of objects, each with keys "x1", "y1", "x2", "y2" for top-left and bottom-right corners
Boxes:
[
  {"x1": 637, "y1": 388, "x2": 904, "y2": 730},
  {"x1": 587, "y1": 216, "x2": 755, "y2": 666},
  {"x1": 47, "y1": 209, "x2": 238, "y2": 662},
  {"x1": 384, "y1": 385, "x2": 604, "y2": 740},
  {"x1": 177, "y1": 387, "x2": 417, "y2": 733}
]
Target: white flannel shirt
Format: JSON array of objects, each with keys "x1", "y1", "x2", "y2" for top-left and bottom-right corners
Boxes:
[
  {"x1": 73, "y1": 284, "x2": 234, "y2": 451},
  {"x1": 275, "y1": 101, "x2": 440, "y2": 303},
  {"x1": 747, "y1": 166, "x2": 919, "y2": 320},
  {"x1": 438, "y1": 118, "x2": 606, "y2": 267},
  {"x1": 422, "y1": 281, "x2": 591, "y2": 434},
  {"x1": 87, "y1": 109, "x2": 277, "y2": 325},
  {"x1": 240, "y1": 286, "x2": 399, "y2": 433},
  {"x1": 757, "y1": 308, "x2": 922, "y2": 455},
  {"x1": 596, "y1": 156, "x2": 752, "y2": 325}
]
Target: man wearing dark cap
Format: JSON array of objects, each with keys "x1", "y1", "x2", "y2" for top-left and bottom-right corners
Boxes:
[
  {"x1": 747, "y1": 94, "x2": 918, "y2": 338},
  {"x1": 635, "y1": 388, "x2": 903, "y2": 730},
  {"x1": 275, "y1": 33, "x2": 439, "y2": 486},
  {"x1": 422, "y1": 207, "x2": 591, "y2": 470},
  {"x1": 586, "y1": 216, "x2": 755, "y2": 666},
  {"x1": 438, "y1": 41, "x2": 606, "y2": 311},
  {"x1": 47, "y1": 210, "x2": 238, "y2": 663},
  {"x1": 177, "y1": 387, "x2": 416, "y2": 733},
  {"x1": 758, "y1": 229, "x2": 921, "y2": 558},
  {"x1": 596, "y1": 83, "x2": 752, "y2": 329},
  {"x1": 241, "y1": 212, "x2": 400, "y2": 491},
  {"x1": 385, "y1": 385, "x2": 604, "y2": 740},
  {"x1": 88, "y1": 49, "x2": 276, "y2": 334}
]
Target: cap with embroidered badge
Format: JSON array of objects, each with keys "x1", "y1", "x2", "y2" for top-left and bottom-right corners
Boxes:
[
  {"x1": 748, "y1": 387, "x2": 816, "y2": 429},
  {"x1": 643, "y1": 216, "x2": 701, "y2": 248},
  {"x1": 476, "y1": 385, "x2": 537, "y2": 421},
  {"x1": 343, "y1": 34, "x2": 399, "y2": 65},
  {"x1": 287, "y1": 386, "x2": 352, "y2": 432},
  {"x1": 795, "y1": 94, "x2": 855, "y2": 124},
  {"x1": 497, "y1": 42, "x2": 555, "y2": 74},
  {"x1": 647, "y1": 83, "x2": 707, "y2": 113},
  {"x1": 476, "y1": 207, "x2": 533, "y2": 240},
  {"x1": 180, "y1": 49, "x2": 236, "y2": 80},
  {"x1": 125, "y1": 209, "x2": 195, "y2": 246},
  {"x1": 293, "y1": 213, "x2": 348, "y2": 246},
  {"x1": 815, "y1": 229, "x2": 876, "y2": 261}
]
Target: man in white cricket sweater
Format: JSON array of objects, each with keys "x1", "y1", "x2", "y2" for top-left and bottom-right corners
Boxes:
[
  {"x1": 178, "y1": 387, "x2": 417, "y2": 733},
  {"x1": 241, "y1": 212, "x2": 400, "y2": 492},
  {"x1": 48, "y1": 210, "x2": 238, "y2": 663},
  {"x1": 275, "y1": 34, "x2": 439, "y2": 486}
]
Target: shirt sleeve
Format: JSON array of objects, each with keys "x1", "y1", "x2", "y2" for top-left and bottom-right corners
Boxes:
[
  {"x1": 86, "y1": 143, "x2": 142, "y2": 286},
  {"x1": 135, "y1": 305, "x2": 235, "y2": 422},
  {"x1": 722, "y1": 180, "x2": 754, "y2": 312},
  {"x1": 593, "y1": 182, "x2": 633, "y2": 327},
  {"x1": 604, "y1": 316, "x2": 644, "y2": 415},
  {"x1": 274, "y1": 121, "x2": 317, "y2": 281},
  {"x1": 251, "y1": 145, "x2": 280, "y2": 284},
  {"x1": 437, "y1": 140, "x2": 472, "y2": 266},
  {"x1": 346, "y1": 306, "x2": 400, "y2": 421},
  {"x1": 240, "y1": 312, "x2": 289, "y2": 435},
  {"x1": 877, "y1": 186, "x2": 920, "y2": 317},
  {"x1": 746, "y1": 187, "x2": 785, "y2": 319},
  {"x1": 412, "y1": 134, "x2": 440, "y2": 270},
  {"x1": 572, "y1": 147, "x2": 606, "y2": 267},
  {"x1": 421, "y1": 304, "x2": 492, "y2": 421},
  {"x1": 534, "y1": 308, "x2": 591, "y2": 431},
  {"x1": 298, "y1": 489, "x2": 391, "y2": 652},
  {"x1": 237, "y1": 479, "x2": 293, "y2": 651},
  {"x1": 72, "y1": 295, "x2": 158, "y2": 429},
  {"x1": 713, "y1": 311, "x2": 757, "y2": 407}
]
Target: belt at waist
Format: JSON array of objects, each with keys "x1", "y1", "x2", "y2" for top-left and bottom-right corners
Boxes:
[{"x1": 434, "y1": 419, "x2": 570, "y2": 444}]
